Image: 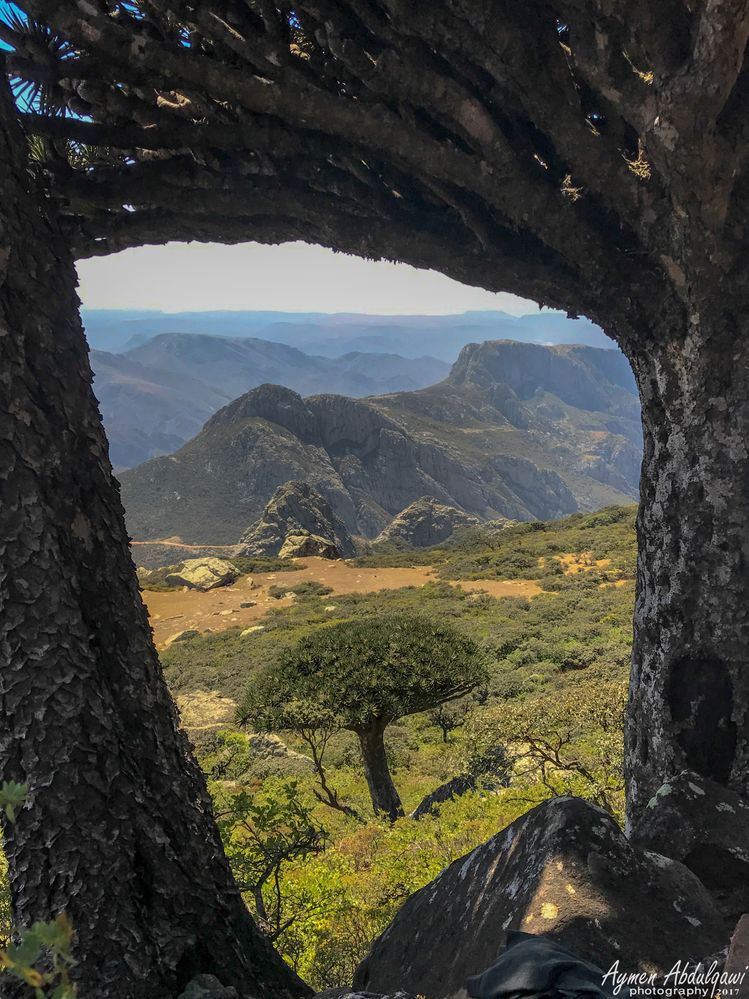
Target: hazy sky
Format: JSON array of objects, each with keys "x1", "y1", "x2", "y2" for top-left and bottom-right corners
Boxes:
[{"x1": 76, "y1": 241, "x2": 538, "y2": 315}]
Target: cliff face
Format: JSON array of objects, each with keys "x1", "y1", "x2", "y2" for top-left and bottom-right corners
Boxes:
[{"x1": 119, "y1": 341, "x2": 641, "y2": 544}]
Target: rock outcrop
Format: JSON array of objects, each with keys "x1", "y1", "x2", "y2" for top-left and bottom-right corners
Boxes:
[
  {"x1": 279, "y1": 532, "x2": 341, "y2": 559},
  {"x1": 354, "y1": 796, "x2": 724, "y2": 999},
  {"x1": 631, "y1": 770, "x2": 749, "y2": 925},
  {"x1": 164, "y1": 557, "x2": 239, "y2": 590},
  {"x1": 239, "y1": 481, "x2": 356, "y2": 558},
  {"x1": 376, "y1": 496, "x2": 481, "y2": 548}
]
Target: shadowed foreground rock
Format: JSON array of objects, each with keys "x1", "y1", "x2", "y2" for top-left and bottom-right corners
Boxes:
[
  {"x1": 354, "y1": 797, "x2": 724, "y2": 999},
  {"x1": 631, "y1": 770, "x2": 749, "y2": 925},
  {"x1": 316, "y1": 992, "x2": 416, "y2": 999}
]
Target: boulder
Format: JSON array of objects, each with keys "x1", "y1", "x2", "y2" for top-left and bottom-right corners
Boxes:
[
  {"x1": 240, "y1": 625, "x2": 265, "y2": 637},
  {"x1": 247, "y1": 733, "x2": 314, "y2": 778},
  {"x1": 164, "y1": 557, "x2": 239, "y2": 591},
  {"x1": 410, "y1": 774, "x2": 477, "y2": 819},
  {"x1": 164, "y1": 629, "x2": 200, "y2": 648},
  {"x1": 376, "y1": 496, "x2": 481, "y2": 549},
  {"x1": 177, "y1": 975, "x2": 238, "y2": 999},
  {"x1": 279, "y1": 532, "x2": 340, "y2": 560},
  {"x1": 354, "y1": 796, "x2": 725, "y2": 999},
  {"x1": 631, "y1": 770, "x2": 749, "y2": 924},
  {"x1": 239, "y1": 480, "x2": 356, "y2": 558}
]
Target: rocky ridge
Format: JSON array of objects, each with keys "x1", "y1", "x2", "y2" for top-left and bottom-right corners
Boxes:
[
  {"x1": 92, "y1": 334, "x2": 449, "y2": 469},
  {"x1": 119, "y1": 340, "x2": 641, "y2": 544}
]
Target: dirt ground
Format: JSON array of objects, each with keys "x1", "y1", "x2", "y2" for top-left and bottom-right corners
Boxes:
[{"x1": 142, "y1": 556, "x2": 542, "y2": 649}]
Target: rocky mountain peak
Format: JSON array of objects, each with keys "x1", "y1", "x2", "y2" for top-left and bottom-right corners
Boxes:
[
  {"x1": 448, "y1": 339, "x2": 637, "y2": 417},
  {"x1": 206, "y1": 383, "x2": 319, "y2": 442}
]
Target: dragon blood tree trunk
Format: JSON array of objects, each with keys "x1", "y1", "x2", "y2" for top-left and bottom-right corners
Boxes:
[
  {"x1": 0, "y1": 79, "x2": 308, "y2": 999},
  {"x1": 357, "y1": 723, "x2": 405, "y2": 823},
  {"x1": 624, "y1": 305, "x2": 749, "y2": 827}
]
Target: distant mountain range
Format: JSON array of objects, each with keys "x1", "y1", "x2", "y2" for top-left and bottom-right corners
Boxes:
[
  {"x1": 83, "y1": 308, "x2": 612, "y2": 360},
  {"x1": 91, "y1": 335, "x2": 449, "y2": 468},
  {"x1": 118, "y1": 339, "x2": 642, "y2": 545}
]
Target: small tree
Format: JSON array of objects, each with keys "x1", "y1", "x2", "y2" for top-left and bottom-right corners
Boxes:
[
  {"x1": 239, "y1": 616, "x2": 488, "y2": 823},
  {"x1": 214, "y1": 780, "x2": 327, "y2": 943}
]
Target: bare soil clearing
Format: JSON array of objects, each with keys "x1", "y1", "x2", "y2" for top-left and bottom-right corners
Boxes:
[{"x1": 142, "y1": 556, "x2": 542, "y2": 648}]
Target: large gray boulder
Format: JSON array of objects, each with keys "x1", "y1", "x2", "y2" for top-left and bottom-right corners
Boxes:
[
  {"x1": 631, "y1": 770, "x2": 749, "y2": 924},
  {"x1": 239, "y1": 480, "x2": 357, "y2": 558},
  {"x1": 354, "y1": 796, "x2": 725, "y2": 999},
  {"x1": 375, "y1": 496, "x2": 481, "y2": 548}
]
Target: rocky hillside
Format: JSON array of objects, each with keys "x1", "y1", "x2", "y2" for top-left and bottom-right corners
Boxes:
[
  {"x1": 118, "y1": 340, "x2": 641, "y2": 544},
  {"x1": 92, "y1": 333, "x2": 449, "y2": 468}
]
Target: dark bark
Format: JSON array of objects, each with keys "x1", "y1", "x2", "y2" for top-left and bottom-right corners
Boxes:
[
  {"x1": 624, "y1": 305, "x2": 749, "y2": 827},
  {"x1": 5, "y1": 0, "x2": 749, "y2": 854},
  {"x1": 356, "y1": 724, "x2": 405, "y2": 823},
  {"x1": 0, "y1": 80, "x2": 309, "y2": 999}
]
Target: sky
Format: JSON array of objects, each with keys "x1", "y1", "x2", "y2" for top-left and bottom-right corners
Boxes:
[{"x1": 76, "y1": 241, "x2": 539, "y2": 316}]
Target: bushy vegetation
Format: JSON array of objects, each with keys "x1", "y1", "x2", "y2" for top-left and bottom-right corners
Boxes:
[
  {"x1": 268, "y1": 580, "x2": 333, "y2": 600},
  {"x1": 160, "y1": 505, "x2": 636, "y2": 989}
]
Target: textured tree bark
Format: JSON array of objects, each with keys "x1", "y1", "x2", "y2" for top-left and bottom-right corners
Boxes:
[
  {"x1": 356, "y1": 725, "x2": 405, "y2": 823},
  {"x1": 0, "y1": 83, "x2": 308, "y2": 999},
  {"x1": 625, "y1": 309, "x2": 749, "y2": 828}
]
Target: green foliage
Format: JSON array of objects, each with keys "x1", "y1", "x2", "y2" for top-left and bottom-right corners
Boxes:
[
  {"x1": 466, "y1": 676, "x2": 628, "y2": 818},
  {"x1": 0, "y1": 782, "x2": 28, "y2": 824},
  {"x1": 0, "y1": 853, "x2": 10, "y2": 952},
  {"x1": 214, "y1": 779, "x2": 328, "y2": 940},
  {"x1": 268, "y1": 581, "x2": 333, "y2": 600},
  {"x1": 1, "y1": 916, "x2": 76, "y2": 998},
  {"x1": 239, "y1": 614, "x2": 489, "y2": 734},
  {"x1": 353, "y1": 506, "x2": 636, "y2": 581}
]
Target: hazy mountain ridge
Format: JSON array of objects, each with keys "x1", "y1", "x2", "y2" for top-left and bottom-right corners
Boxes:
[
  {"x1": 118, "y1": 340, "x2": 641, "y2": 544},
  {"x1": 91, "y1": 333, "x2": 449, "y2": 468},
  {"x1": 83, "y1": 308, "x2": 612, "y2": 358}
]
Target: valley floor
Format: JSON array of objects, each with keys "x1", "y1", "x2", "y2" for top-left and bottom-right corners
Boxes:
[{"x1": 142, "y1": 557, "x2": 543, "y2": 648}]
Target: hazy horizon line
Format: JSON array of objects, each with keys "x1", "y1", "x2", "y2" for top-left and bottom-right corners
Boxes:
[{"x1": 81, "y1": 306, "x2": 562, "y2": 318}]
